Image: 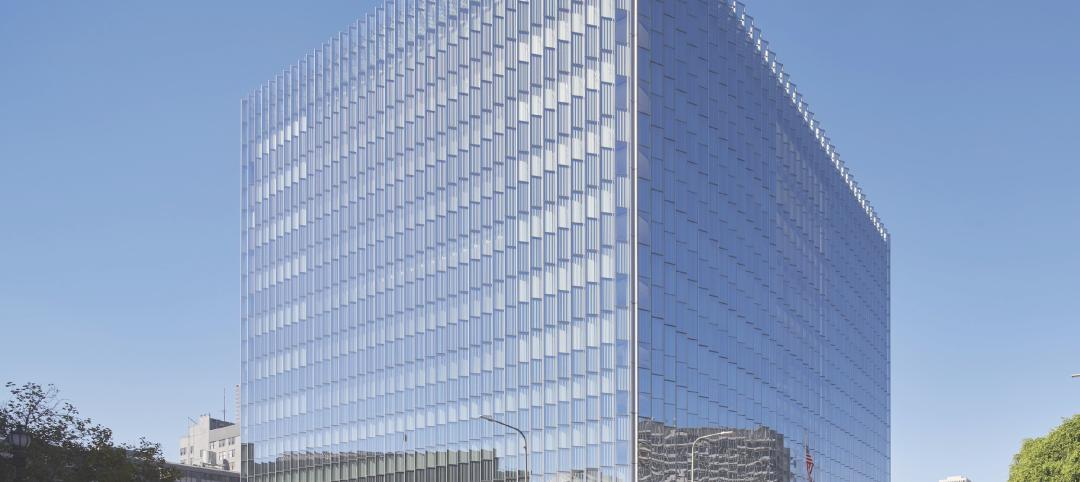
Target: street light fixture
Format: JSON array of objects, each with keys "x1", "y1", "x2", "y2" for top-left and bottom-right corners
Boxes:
[
  {"x1": 6, "y1": 427, "x2": 31, "y2": 449},
  {"x1": 7, "y1": 425, "x2": 31, "y2": 482},
  {"x1": 480, "y1": 415, "x2": 529, "y2": 481},
  {"x1": 1071, "y1": 374, "x2": 1079, "y2": 378},
  {"x1": 690, "y1": 430, "x2": 733, "y2": 482}
]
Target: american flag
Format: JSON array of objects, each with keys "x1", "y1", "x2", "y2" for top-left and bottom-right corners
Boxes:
[{"x1": 805, "y1": 443, "x2": 815, "y2": 482}]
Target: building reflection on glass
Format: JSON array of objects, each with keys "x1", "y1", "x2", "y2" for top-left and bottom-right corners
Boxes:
[
  {"x1": 247, "y1": 449, "x2": 514, "y2": 481},
  {"x1": 245, "y1": 446, "x2": 627, "y2": 481},
  {"x1": 241, "y1": 429, "x2": 796, "y2": 482},
  {"x1": 638, "y1": 419, "x2": 793, "y2": 482},
  {"x1": 240, "y1": 0, "x2": 890, "y2": 475}
]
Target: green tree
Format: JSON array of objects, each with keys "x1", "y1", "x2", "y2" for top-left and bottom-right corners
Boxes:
[
  {"x1": 0, "y1": 381, "x2": 180, "y2": 481},
  {"x1": 1009, "y1": 414, "x2": 1080, "y2": 482}
]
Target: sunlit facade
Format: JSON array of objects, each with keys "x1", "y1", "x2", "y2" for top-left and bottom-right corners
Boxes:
[{"x1": 240, "y1": 0, "x2": 889, "y2": 480}]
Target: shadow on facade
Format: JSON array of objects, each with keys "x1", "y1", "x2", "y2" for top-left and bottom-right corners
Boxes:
[
  {"x1": 244, "y1": 446, "x2": 533, "y2": 481},
  {"x1": 240, "y1": 422, "x2": 792, "y2": 482},
  {"x1": 243, "y1": 446, "x2": 627, "y2": 481}
]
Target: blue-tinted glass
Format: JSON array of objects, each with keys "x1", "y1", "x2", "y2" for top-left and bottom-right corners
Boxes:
[
  {"x1": 242, "y1": 0, "x2": 888, "y2": 480},
  {"x1": 242, "y1": 0, "x2": 634, "y2": 479},
  {"x1": 632, "y1": 1, "x2": 889, "y2": 481}
]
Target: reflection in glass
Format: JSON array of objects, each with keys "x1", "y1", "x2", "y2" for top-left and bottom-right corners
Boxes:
[
  {"x1": 632, "y1": 0, "x2": 889, "y2": 480},
  {"x1": 240, "y1": 0, "x2": 890, "y2": 478},
  {"x1": 639, "y1": 419, "x2": 792, "y2": 482},
  {"x1": 241, "y1": 0, "x2": 635, "y2": 479}
]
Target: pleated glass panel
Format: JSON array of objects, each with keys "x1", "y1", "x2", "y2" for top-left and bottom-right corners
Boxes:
[
  {"x1": 632, "y1": 1, "x2": 891, "y2": 481},
  {"x1": 241, "y1": 0, "x2": 633, "y2": 479}
]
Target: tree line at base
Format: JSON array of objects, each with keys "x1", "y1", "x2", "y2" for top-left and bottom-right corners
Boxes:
[
  {"x1": 1009, "y1": 413, "x2": 1080, "y2": 481},
  {"x1": 0, "y1": 381, "x2": 179, "y2": 481},
  {"x1": 2, "y1": 380, "x2": 1077, "y2": 481}
]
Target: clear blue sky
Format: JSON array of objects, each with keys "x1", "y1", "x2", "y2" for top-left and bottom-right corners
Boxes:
[{"x1": 1, "y1": 1, "x2": 1076, "y2": 481}]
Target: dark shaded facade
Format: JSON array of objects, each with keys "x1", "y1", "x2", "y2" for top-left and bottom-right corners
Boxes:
[
  {"x1": 250, "y1": 450, "x2": 535, "y2": 481},
  {"x1": 169, "y1": 463, "x2": 242, "y2": 482}
]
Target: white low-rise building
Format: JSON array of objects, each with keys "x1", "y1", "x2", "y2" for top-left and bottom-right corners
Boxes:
[{"x1": 179, "y1": 415, "x2": 240, "y2": 473}]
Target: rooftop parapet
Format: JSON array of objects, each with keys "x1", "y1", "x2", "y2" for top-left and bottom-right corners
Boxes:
[{"x1": 728, "y1": 1, "x2": 889, "y2": 241}]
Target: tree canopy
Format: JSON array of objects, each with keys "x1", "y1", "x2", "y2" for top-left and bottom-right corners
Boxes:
[
  {"x1": 1009, "y1": 413, "x2": 1080, "y2": 482},
  {"x1": 0, "y1": 381, "x2": 179, "y2": 481}
]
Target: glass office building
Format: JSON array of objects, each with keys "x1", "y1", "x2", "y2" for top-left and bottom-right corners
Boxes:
[{"x1": 240, "y1": 0, "x2": 889, "y2": 480}]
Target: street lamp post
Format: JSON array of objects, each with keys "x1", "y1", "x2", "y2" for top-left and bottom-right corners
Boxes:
[
  {"x1": 481, "y1": 415, "x2": 529, "y2": 481},
  {"x1": 7, "y1": 425, "x2": 31, "y2": 481},
  {"x1": 690, "y1": 430, "x2": 733, "y2": 482}
]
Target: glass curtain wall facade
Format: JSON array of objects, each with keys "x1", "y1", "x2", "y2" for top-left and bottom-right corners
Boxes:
[
  {"x1": 241, "y1": 0, "x2": 889, "y2": 480},
  {"x1": 632, "y1": 1, "x2": 889, "y2": 482},
  {"x1": 241, "y1": 0, "x2": 633, "y2": 479}
]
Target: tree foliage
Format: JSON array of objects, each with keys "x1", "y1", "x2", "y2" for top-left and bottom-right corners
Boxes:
[
  {"x1": 0, "y1": 381, "x2": 180, "y2": 481},
  {"x1": 1009, "y1": 413, "x2": 1080, "y2": 482}
]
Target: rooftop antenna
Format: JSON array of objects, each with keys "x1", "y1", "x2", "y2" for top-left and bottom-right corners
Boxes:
[
  {"x1": 234, "y1": 384, "x2": 241, "y2": 426},
  {"x1": 223, "y1": 387, "x2": 227, "y2": 421}
]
